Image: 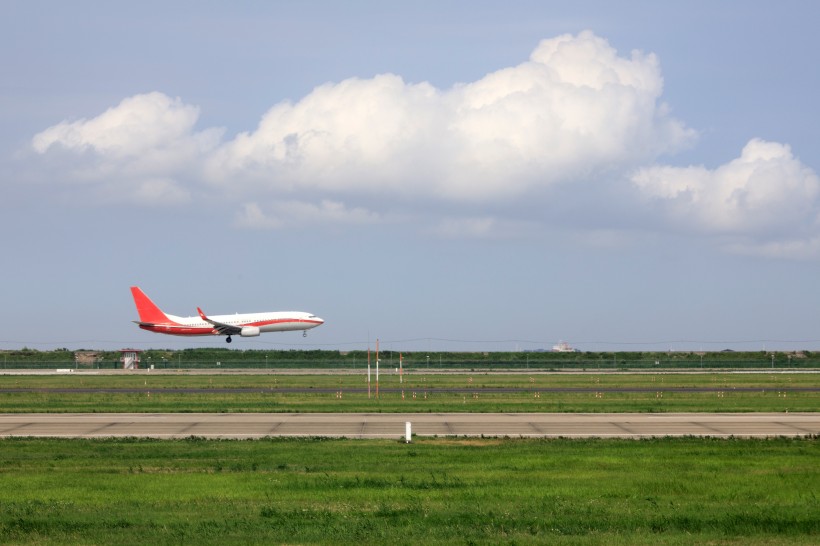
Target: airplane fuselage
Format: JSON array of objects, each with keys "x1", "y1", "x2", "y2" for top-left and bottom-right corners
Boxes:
[
  {"x1": 137, "y1": 311, "x2": 323, "y2": 337},
  {"x1": 130, "y1": 286, "x2": 324, "y2": 342}
]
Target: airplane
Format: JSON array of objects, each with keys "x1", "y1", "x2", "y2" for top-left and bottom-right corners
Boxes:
[{"x1": 130, "y1": 286, "x2": 324, "y2": 343}]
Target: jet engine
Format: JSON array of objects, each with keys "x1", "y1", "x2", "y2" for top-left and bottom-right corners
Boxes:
[{"x1": 240, "y1": 326, "x2": 261, "y2": 337}]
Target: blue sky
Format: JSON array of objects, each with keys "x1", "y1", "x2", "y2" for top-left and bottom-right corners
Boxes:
[{"x1": 2, "y1": 1, "x2": 819, "y2": 352}]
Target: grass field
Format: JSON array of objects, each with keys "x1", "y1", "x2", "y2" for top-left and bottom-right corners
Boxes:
[
  {"x1": 4, "y1": 371, "x2": 818, "y2": 389},
  {"x1": 2, "y1": 373, "x2": 818, "y2": 544},
  {"x1": 0, "y1": 436, "x2": 816, "y2": 545},
  {"x1": 1, "y1": 372, "x2": 818, "y2": 413}
]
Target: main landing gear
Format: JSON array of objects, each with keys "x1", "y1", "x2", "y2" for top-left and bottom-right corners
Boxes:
[{"x1": 226, "y1": 336, "x2": 232, "y2": 343}]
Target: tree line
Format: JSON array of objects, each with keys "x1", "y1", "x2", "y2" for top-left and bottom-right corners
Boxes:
[{"x1": 1, "y1": 348, "x2": 817, "y2": 369}]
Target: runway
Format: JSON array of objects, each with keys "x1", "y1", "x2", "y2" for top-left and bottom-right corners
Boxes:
[{"x1": 0, "y1": 412, "x2": 817, "y2": 439}]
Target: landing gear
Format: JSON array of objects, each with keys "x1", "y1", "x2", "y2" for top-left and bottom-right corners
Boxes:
[
  {"x1": 302, "y1": 330, "x2": 307, "y2": 338},
  {"x1": 226, "y1": 336, "x2": 232, "y2": 343}
]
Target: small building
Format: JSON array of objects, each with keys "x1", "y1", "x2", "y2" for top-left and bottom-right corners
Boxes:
[
  {"x1": 119, "y1": 349, "x2": 142, "y2": 370},
  {"x1": 74, "y1": 351, "x2": 101, "y2": 367}
]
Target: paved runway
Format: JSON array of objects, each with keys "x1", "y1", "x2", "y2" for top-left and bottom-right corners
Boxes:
[{"x1": 0, "y1": 412, "x2": 817, "y2": 439}]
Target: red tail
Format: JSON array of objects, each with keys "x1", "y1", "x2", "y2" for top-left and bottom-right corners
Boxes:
[{"x1": 130, "y1": 286, "x2": 171, "y2": 324}]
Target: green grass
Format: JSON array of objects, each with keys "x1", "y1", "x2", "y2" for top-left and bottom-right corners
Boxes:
[
  {"x1": 0, "y1": 372, "x2": 818, "y2": 413},
  {"x1": 3, "y1": 371, "x2": 818, "y2": 389},
  {"x1": 0, "y1": 436, "x2": 817, "y2": 544},
  {"x1": 2, "y1": 390, "x2": 817, "y2": 414}
]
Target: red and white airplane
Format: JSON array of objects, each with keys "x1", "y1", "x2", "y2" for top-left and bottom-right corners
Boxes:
[{"x1": 130, "y1": 286, "x2": 324, "y2": 343}]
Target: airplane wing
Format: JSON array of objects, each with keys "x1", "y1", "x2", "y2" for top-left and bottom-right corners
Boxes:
[{"x1": 197, "y1": 307, "x2": 242, "y2": 336}]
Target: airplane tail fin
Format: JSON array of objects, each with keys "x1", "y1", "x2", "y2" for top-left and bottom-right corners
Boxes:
[{"x1": 130, "y1": 286, "x2": 171, "y2": 324}]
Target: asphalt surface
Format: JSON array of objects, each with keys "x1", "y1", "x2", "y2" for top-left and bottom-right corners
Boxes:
[{"x1": 0, "y1": 412, "x2": 817, "y2": 439}]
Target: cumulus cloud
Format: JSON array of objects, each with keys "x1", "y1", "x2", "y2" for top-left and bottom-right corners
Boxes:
[
  {"x1": 207, "y1": 74, "x2": 445, "y2": 197},
  {"x1": 31, "y1": 92, "x2": 222, "y2": 204},
  {"x1": 31, "y1": 30, "x2": 696, "y2": 219},
  {"x1": 205, "y1": 30, "x2": 694, "y2": 201},
  {"x1": 27, "y1": 30, "x2": 820, "y2": 257},
  {"x1": 33, "y1": 92, "x2": 201, "y2": 156},
  {"x1": 632, "y1": 139, "x2": 820, "y2": 253}
]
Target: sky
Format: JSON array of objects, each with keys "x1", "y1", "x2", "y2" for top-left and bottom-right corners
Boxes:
[{"x1": 2, "y1": 1, "x2": 820, "y2": 353}]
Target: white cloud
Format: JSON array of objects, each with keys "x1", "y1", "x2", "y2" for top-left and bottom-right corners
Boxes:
[
  {"x1": 32, "y1": 32, "x2": 691, "y2": 208},
  {"x1": 633, "y1": 139, "x2": 820, "y2": 233},
  {"x1": 236, "y1": 200, "x2": 380, "y2": 230},
  {"x1": 127, "y1": 177, "x2": 193, "y2": 206},
  {"x1": 27, "y1": 31, "x2": 820, "y2": 258},
  {"x1": 205, "y1": 30, "x2": 694, "y2": 201},
  {"x1": 31, "y1": 92, "x2": 221, "y2": 204},
  {"x1": 33, "y1": 92, "x2": 201, "y2": 157}
]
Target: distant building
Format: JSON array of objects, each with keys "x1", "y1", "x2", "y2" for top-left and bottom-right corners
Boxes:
[
  {"x1": 119, "y1": 349, "x2": 142, "y2": 369},
  {"x1": 74, "y1": 351, "x2": 101, "y2": 366},
  {"x1": 552, "y1": 341, "x2": 578, "y2": 353}
]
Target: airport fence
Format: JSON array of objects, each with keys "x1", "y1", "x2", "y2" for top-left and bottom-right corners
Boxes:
[{"x1": 2, "y1": 349, "x2": 819, "y2": 371}]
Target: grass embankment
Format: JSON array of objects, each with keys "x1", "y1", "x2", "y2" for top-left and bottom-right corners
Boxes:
[
  {"x1": 0, "y1": 437, "x2": 817, "y2": 545},
  {"x1": 0, "y1": 373, "x2": 817, "y2": 413}
]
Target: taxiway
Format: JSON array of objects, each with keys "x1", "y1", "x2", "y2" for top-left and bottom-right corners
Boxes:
[{"x1": 0, "y1": 412, "x2": 817, "y2": 439}]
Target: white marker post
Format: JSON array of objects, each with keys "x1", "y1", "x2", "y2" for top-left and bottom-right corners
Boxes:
[
  {"x1": 405, "y1": 421, "x2": 412, "y2": 443},
  {"x1": 376, "y1": 338, "x2": 380, "y2": 399}
]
